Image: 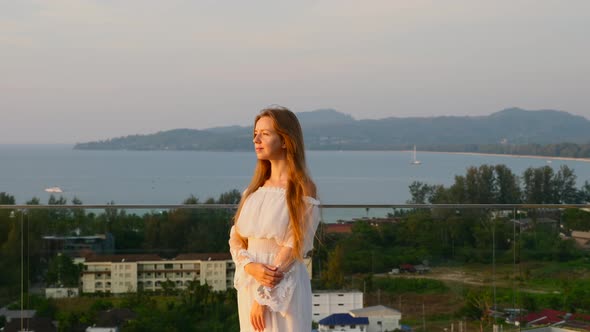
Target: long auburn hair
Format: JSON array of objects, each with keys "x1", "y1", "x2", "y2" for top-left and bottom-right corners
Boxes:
[{"x1": 234, "y1": 106, "x2": 317, "y2": 260}]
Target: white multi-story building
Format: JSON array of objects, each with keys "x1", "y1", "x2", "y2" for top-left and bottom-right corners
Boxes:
[
  {"x1": 312, "y1": 290, "x2": 364, "y2": 322},
  {"x1": 81, "y1": 253, "x2": 235, "y2": 294},
  {"x1": 81, "y1": 253, "x2": 311, "y2": 294}
]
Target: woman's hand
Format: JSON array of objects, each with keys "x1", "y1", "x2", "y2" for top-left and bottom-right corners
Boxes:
[
  {"x1": 250, "y1": 300, "x2": 266, "y2": 331},
  {"x1": 244, "y1": 262, "x2": 284, "y2": 288}
]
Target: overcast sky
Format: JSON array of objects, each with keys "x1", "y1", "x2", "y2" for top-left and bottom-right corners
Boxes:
[{"x1": 1, "y1": 0, "x2": 589, "y2": 144}]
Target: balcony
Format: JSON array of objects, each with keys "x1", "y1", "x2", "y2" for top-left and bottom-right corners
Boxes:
[{"x1": 1, "y1": 203, "x2": 589, "y2": 331}]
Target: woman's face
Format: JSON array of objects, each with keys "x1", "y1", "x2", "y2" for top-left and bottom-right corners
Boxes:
[{"x1": 253, "y1": 116, "x2": 285, "y2": 160}]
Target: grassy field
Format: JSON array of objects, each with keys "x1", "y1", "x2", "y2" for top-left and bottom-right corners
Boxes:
[{"x1": 364, "y1": 259, "x2": 590, "y2": 331}]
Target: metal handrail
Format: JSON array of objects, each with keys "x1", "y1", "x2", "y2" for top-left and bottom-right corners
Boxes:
[{"x1": 1, "y1": 203, "x2": 588, "y2": 209}]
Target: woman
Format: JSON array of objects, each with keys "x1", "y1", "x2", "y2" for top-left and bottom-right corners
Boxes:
[{"x1": 229, "y1": 106, "x2": 320, "y2": 332}]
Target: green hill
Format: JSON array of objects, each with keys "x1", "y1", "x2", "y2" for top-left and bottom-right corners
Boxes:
[{"x1": 74, "y1": 108, "x2": 590, "y2": 152}]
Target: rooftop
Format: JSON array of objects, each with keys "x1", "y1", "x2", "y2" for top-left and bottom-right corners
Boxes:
[
  {"x1": 318, "y1": 313, "x2": 369, "y2": 326},
  {"x1": 350, "y1": 305, "x2": 402, "y2": 317}
]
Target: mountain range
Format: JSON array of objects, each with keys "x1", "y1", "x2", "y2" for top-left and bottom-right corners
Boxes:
[{"x1": 74, "y1": 108, "x2": 590, "y2": 151}]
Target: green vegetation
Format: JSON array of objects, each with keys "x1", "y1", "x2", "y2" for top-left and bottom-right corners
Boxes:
[
  {"x1": 10, "y1": 284, "x2": 239, "y2": 332},
  {"x1": 0, "y1": 189, "x2": 240, "y2": 306},
  {"x1": 311, "y1": 164, "x2": 589, "y2": 331},
  {"x1": 408, "y1": 164, "x2": 589, "y2": 204},
  {"x1": 1, "y1": 163, "x2": 590, "y2": 330}
]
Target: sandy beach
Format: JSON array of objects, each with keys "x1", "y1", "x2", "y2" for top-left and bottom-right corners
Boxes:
[{"x1": 406, "y1": 150, "x2": 590, "y2": 163}]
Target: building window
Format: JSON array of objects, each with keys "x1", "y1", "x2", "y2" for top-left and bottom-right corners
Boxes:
[
  {"x1": 165, "y1": 264, "x2": 173, "y2": 269},
  {"x1": 314, "y1": 304, "x2": 320, "y2": 306}
]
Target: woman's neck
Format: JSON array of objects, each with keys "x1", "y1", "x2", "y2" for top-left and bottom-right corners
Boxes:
[{"x1": 266, "y1": 159, "x2": 289, "y2": 188}]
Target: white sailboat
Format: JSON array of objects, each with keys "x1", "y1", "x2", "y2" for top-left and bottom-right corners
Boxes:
[{"x1": 411, "y1": 145, "x2": 421, "y2": 165}]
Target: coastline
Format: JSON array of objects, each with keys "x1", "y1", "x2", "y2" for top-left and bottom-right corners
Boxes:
[
  {"x1": 8, "y1": 144, "x2": 590, "y2": 163},
  {"x1": 414, "y1": 150, "x2": 590, "y2": 163}
]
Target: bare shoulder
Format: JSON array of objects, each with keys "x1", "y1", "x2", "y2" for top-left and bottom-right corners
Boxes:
[{"x1": 304, "y1": 181, "x2": 317, "y2": 199}]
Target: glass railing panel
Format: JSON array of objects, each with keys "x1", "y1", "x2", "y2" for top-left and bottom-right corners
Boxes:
[
  {"x1": 1, "y1": 204, "x2": 589, "y2": 331},
  {"x1": 312, "y1": 205, "x2": 590, "y2": 332},
  {"x1": 0, "y1": 204, "x2": 240, "y2": 331}
]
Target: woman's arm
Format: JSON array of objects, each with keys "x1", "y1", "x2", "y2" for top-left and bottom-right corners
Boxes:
[
  {"x1": 229, "y1": 226, "x2": 284, "y2": 288},
  {"x1": 271, "y1": 245, "x2": 295, "y2": 273},
  {"x1": 244, "y1": 262, "x2": 283, "y2": 288}
]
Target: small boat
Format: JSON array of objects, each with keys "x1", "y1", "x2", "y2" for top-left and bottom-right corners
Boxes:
[
  {"x1": 44, "y1": 187, "x2": 63, "y2": 193},
  {"x1": 411, "y1": 145, "x2": 421, "y2": 165}
]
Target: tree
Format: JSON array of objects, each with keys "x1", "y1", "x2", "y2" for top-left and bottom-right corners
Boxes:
[
  {"x1": 523, "y1": 166, "x2": 555, "y2": 203},
  {"x1": 562, "y1": 208, "x2": 590, "y2": 231},
  {"x1": 183, "y1": 195, "x2": 199, "y2": 205},
  {"x1": 448, "y1": 175, "x2": 467, "y2": 203},
  {"x1": 408, "y1": 181, "x2": 432, "y2": 204},
  {"x1": 469, "y1": 165, "x2": 496, "y2": 203},
  {"x1": 554, "y1": 165, "x2": 578, "y2": 203},
  {"x1": 46, "y1": 254, "x2": 82, "y2": 287},
  {"x1": 458, "y1": 290, "x2": 493, "y2": 332},
  {"x1": 26, "y1": 197, "x2": 40, "y2": 205},
  {"x1": 0, "y1": 192, "x2": 15, "y2": 205},
  {"x1": 0, "y1": 193, "x2": 16, "y2": 245},
  {"x1": 494, "y1": 164, "x2": 521, "y2": 203},
  {"x1": 578, "y1": 180, "x2": 590, "y2": 203},
  {"x1": 160, "y1": 279, "x2": 177, "y2": 296},
  {"x1": 217, "y1": 189, "x2": 241, "y2": 204},
  {"x1": 322, "y1": 244, "x2": 345, "y2": 289}
]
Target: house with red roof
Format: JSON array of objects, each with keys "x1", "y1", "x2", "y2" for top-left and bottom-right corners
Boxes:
[{"x1": 520, "y1": 309, "x2": 590, "y2": 331}]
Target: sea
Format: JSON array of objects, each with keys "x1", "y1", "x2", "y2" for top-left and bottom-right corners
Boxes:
[{"x1": 1, "y1": 144, "x2": 589, "y2": 221}]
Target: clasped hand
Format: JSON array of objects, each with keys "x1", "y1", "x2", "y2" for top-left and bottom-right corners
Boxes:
[{"x1": 244, "y1": 262, "x2": 284, "y2": 288}]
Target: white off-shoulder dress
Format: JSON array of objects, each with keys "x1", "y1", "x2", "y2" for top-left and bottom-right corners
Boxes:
[{"x1": 229, "y1": 186, "x2": 321, "y2": 332}]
